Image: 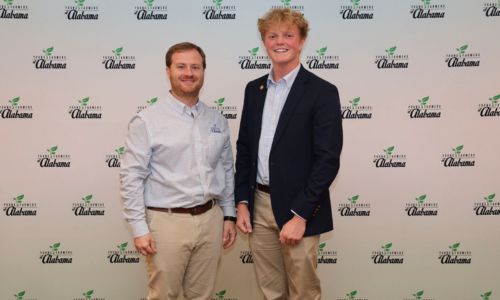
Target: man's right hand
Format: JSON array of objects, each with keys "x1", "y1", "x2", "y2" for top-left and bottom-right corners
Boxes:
[
  {"x1": 236, "y1": 202, "x2": 253, "y2": 234},
  {"x1": 134, "y1": 233, "x2": 157, "y2": 256}
]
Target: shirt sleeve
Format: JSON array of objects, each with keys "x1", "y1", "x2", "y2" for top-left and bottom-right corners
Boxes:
[
  {"x1": 119, "y1": 116, "x2": 152, "y2": 238},
  {"x1": 218, "y1": 118, "x2": 236, "y2": 217}
]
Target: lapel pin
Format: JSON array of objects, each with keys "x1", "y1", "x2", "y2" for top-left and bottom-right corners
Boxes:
[{"x1": 259, "y1": 85, "x2": 264, "y2": 90}]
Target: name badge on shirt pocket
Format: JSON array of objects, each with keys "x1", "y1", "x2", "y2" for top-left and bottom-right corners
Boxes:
[{"x1": 210, "y1": 123, "x2": 222, "y2": 134}]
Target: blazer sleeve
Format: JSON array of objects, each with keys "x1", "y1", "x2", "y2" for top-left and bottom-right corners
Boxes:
[
  {"x1": 234, "y1": 82, "x2": 253, "y2": 204},
  {"x1": 291, "y1": 83, "x2": 343, "y2": 219}
]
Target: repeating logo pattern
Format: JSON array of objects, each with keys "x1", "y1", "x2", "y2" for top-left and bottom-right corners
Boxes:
[
  {"x1": 39, "y1": 242, "x2": 73, "y2": 264},
  {"x1": 64, "y1": 0, "x2": 99, "y2": 20},
  {"x1": 202, "y1": 0, "x2": 236, "y2": 20},
  {"x1": 438, "y1": 242, "x2": 472, "y2": 264},
  {"x1": 72, "y1": 194, "x2": 105, "y2": 216},
  {"x1": 68, "y1": 97, "x2": 102, "y2": 119},
  {"x1": 105, "y1": 147, "x2": 124, "y2": 168},
  {"x1": 32, "y1": 47, "x2": 67, "y2": 70},
  {"x1": 3, "y1": 194, "x2": 37, "y2": 216},
  {"x1": 410, "y1": 0, "x2": 446, "y2": 19},
  {"x1": 306, "y1": 46, "x2": 340, "y2": 70},
  {"x1": 134, "y1": 0, "x2": 168, "y2": 20},
  {"x1": 407, "y1": 96, "x2": 442, "y2": 119},
  {"x1": 341, "y1": 97, "x2": 373, "y2": 119},
  {"x1": 445, "y1": 44, "x2": 480, "y2": 68},
  {"x1": 102, "y1": 47, "x2": 136, "y2": 70},
  {"x1": 37, "y1": 146, "x2": 71, "y2": 168},
  {"x1": 0, "y1": 0, "x2": 28, "y2": 19},
  {"x1": 478, "y1": 94, "x2": 500, "y2": 117},
  {"x1": 237, "y1": 46, "x2": 271, "y2": 70},
  {"x1": 271, "y1": 0, "x2": 304, "y2": 13},
  {"x1": 473, "y1": 193, "x2": 499, "y2": 216},
  {"x1": 0, "y1": 97, "x2": 33, "y2": 119},
  {"x1": 483, "y1": 1, "x2": 500, "y2": 17},
  {"x1": 405, "y1": 194, "x2": 438, "y2": 216},
  {"x1": 441, "y1": 145, "x2": 476, "y2": 167},
  {"x1": 317, "y1": 242, "x2": 338, "y2": 264},
  {"x1": 371, "y1": 242, "x2": 405, "y2": 264},
  {"x1": 375, "y1": 46, "x2": 409, "y2": 69},
  {"x1": 107, "y1": 242, "x2": 140, "y2": 263},
  {"x1": 338, "y1": 194, "x2": 371, "y2": 216},
  {"x1": 373, "y1": 146, "x2": 407, "y2": 168},
  {"x1": 339, "y1": 0, "x2": 374, "y2": 20},
  {"x1": 211, "y1": 97, "x2": 238, "y2": 120}
]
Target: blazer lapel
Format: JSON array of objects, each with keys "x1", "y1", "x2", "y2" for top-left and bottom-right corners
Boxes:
[
  {"x1": 253, "y1": 77, "x2": 268, "y2": 150},
  {"x1": 271, "y1": 66, "x2": 309, "y2": 152}
]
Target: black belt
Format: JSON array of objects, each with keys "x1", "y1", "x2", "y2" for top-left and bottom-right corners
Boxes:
[
  {"x1": 257, "y1": 183, "x2": 271, "y2": 194},
  {"x1": 147, "y1": 200, "x2": 215, "y2": 215}
]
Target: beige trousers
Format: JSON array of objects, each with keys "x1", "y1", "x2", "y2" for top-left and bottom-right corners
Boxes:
[
  {"x1": 249, "y1": 189, "x2": 321, "y2": 300},
  {"x1": 145, "y1": 205, "x2": 223, "y2": 300}
]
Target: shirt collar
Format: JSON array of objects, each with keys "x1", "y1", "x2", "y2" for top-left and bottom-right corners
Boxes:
[
  {"x1": 267, "y1": 63, "x2": 301, "y2": 89},
  {"x1": 167, "y1": 91, "x2": 202, "y2": 116}
]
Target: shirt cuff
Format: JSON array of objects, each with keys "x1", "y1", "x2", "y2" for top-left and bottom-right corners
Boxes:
[
  {"x1": 291, "y1": 209, "x2": 306, "y2": 221},
  {"x1": 130, "y1": 220, "x2": 150, "y2": 238},
  {"x1": 220, "y1": 204, "x2": 236, "y2": 218}
]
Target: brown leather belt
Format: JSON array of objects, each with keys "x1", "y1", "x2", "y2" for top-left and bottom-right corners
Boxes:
[
  {"x1": 147, "y1": 200, "x2": 215, "y2": 215},
  {"x1": 257, "y1": 183, "x2": 271, "y2": 194}
]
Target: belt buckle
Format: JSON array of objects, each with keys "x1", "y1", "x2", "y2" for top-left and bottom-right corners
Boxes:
[{"x1": 191, "y1": 206, "x2": 199, "y2": 215}]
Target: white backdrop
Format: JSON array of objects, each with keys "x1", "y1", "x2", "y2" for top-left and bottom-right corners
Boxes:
[{"x1": 1, "y1": 1, "x2": 499, "y2": 299}]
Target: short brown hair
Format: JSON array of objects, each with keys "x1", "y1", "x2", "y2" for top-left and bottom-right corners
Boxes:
[
  {"x1": 257, "y1": 8, "x2": 309, "y2": 41},
  {"x1": 165, "y1": 42, "x2": 206, "y2": 69}
]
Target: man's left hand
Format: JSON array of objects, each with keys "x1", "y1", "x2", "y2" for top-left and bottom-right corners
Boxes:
[
  {"x1": 223, "y1": 220, "x2": 237, "y2": 249},
  {"x1": 279, "y1": 215, "x2": 306, "y2": 246}
]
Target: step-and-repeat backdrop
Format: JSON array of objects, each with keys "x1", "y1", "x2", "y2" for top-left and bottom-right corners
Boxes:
[{"x1": 1, "y1": 1, "x2": 499, "y2": 299}]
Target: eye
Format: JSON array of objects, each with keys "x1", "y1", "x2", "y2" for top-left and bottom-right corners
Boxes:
[{"x1": 192, "y1": 65, "x2": 201, "y2": 70}]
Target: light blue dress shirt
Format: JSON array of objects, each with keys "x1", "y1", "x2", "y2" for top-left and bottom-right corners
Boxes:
[{"x1": 120, "y1": 93, "x2": 236, "y2": 237}]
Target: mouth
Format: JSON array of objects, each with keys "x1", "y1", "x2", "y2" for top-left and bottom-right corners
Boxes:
[{"x1": 273, "y1": 48, "x2": 289, "y2": 53}]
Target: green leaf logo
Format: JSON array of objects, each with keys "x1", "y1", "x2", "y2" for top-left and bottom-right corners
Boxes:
[
  {"x1": 449, "y1": 242, "x2": 460, "y2": 252},
  {"x1": 384, "y1": 146, "x2": 395, "y2": 156},
  {"x1": 50, "y1": 242, "x2": 61, "y2": 252},
  {"x1": 75, "y1": 0, "x2": 85, "y2": 7},
  {"x1": 13, "y1": 194, "x2": 25, "y2": 204},
  {"x1": 281, "y1": 0, "x2": 291, "y2": 7},
  {"x1": 4, "y1": 0, "x2": 14, "y2": 6},
  {"x1": 349, "y1": 97, "x2": 360, "y2": 108},
  {"x1": 82, "y1": 194, "x2": 93, "y2": 204},
  {"x1": 115, "y1": 146, "x2": 125, "y2": 155},
  {"x1": 248, "y1": 47, "x2": 259, "y2": 58},
  {"x1": 83, "y1": 290, "x2": 94, "y2": 300},
  {"x1": 214, "y1": 97, "x2": 225, "y2": 107},
  {"x1": 351, "y1": 0, "x2": 360, "y2": 7},
  {"x1": 484, "y1": 194, "x2": 495, "y2": 203},
  {"x1": 421, "y1": 0, "x2": 431, "y2": 5},
  {"x1": 349, "y1": 195, "x2": 360, "y2": 204},
  {"x1": 347, "y1": 290, "x2": 358, "y2": 300},
  {"x1": 489, "y1": 94, "x2": 500, "y2": 104},
  {"x1": 316, "y1": 46, "x2": 327, "y2": 57},
  {"x1": 117, "y1": 242, "x2": 128, "y2": 252},
  {"x1": 213, "y1": 0, "x2": 223, "y2": 9},
  {"x1": 215, "y1": 290, "x2": 226, "y2": 299},
  {"x1": 481, "y1": 291, "x2": 492, "y2": 300},
  {"x1": 14, "y1": 291, "x2": 25, "y2": 300},
  {"x1": 452, "y1": 144, "x2": 464, "y2": 155},
  {"x1": 418, "y1": 96, "x2": 429, "y2": 106},
  {"x1": 382, "y1": 242, "x2": 392, "y2": 252},
  {"x1": 113, "y1": 47, "x2": 123, "y2": 58},
  {"x1": 456, "y1": 44, "x2": 468, "y2": 55},
  {"x1": 9, "y1": 97, "x2": 20, "y2": 107},
  {"x1": 147, "y1": 97, "x2": 158, "y2": 105},
  {"x1": 79, "y1": 97, "x2": 90, "y2": 107},
  {"x1": 415, "y1": 194, "x2": 426, "y2": 204},
  {"x1": 385, "y1": 46, "x2": 397, "y2": 57},
  {"x1": 43, "y1": 47, "x2": 54, "y2": 56},
  {"x1": 144, "y1": 0, "x2": 154, "y2": 7},
  {"x1": 47, "y1": 146, "x2": 58, "y2": 155},
  {"x1": 318, "y1": 242, "x2": 326, "y2": 252},
  {"x1": 413, "y1": 290, "x2": 424, "y2": 300}
]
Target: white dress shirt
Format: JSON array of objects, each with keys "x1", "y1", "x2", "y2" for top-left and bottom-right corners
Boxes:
[
  {"x1": 257, "y1": 64, "x2": 301, "y2": 185},
  {"x1": 120, "y1": 92, "x2": 236, "y2": 237}
]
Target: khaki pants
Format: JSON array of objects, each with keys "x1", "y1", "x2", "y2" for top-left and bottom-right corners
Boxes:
[
  {"x1": 249, "y1": 189, "x2": 321, "y2": 300},
  {"x1": 145, "y1": 205, "x2": 223, "y2": 300}
]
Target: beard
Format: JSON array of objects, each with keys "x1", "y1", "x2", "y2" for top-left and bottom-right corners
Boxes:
[{"x1": 169, "y1": 75, "x2": 204, "y2": 100}]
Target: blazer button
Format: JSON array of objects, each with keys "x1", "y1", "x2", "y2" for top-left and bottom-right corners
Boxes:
[{"x1": 251, "y1": 185, "x2": 255, "y2": 190}]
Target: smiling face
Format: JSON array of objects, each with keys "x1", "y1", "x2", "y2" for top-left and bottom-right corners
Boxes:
[
  {"x1": 167, "y1": 49, "x2": 205, "y2": 101},
  {"x1": 263, "y1": 23, "x2": 305, "y2": 73}
]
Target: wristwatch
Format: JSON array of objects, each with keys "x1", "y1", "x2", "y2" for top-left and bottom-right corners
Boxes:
[{"x1": 223, "y1": 216, "x2": 237, "y2": 222}]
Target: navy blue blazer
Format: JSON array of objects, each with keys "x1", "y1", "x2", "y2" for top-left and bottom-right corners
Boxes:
[{"x1": 234, "y1": 66, "x2": 343, "y2": 237}]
